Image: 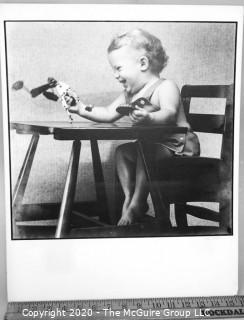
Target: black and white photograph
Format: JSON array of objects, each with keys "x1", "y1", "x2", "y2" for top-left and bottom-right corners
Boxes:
[
  {"x1": 0, "y1": 3, "x2": 243, "y2": 302},
  {"x1": 5, "y1": 20, "x2": 237, "y2": 240}
]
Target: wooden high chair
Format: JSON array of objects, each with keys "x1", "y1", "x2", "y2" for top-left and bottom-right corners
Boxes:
[{"x1": 153, "y1": 84, "x2": 234, "y2": 234}]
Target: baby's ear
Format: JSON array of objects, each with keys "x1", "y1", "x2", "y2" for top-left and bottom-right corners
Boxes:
[{"x1": 139, "y1": 55, "x2": 149, "y2": 71}]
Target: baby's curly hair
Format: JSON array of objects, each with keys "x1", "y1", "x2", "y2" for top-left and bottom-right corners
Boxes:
[{"x1": 107, "y1": 28, "x2": 169, "y2": 74}]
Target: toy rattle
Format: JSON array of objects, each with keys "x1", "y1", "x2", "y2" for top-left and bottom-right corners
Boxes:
[{"x1": 12, "y1": 77, "x2": 80, "y2": 123}]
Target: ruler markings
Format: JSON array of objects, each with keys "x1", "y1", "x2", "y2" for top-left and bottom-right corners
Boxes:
[
  {"x1": 5, "y1": 296, "x2": 244, "y2": 320},
  {"x1": 6, "y1": 296, "x2": 244, "y2": 307}
]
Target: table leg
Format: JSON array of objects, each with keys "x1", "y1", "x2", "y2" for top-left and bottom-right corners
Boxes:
[
  {"x1": 55, "y1": 140, "x2": 81, "y2": 238},
  {"x1": 90, "y1": 139, "x2": 110, "y2": 224},
  {"x1": 12, "y1": 134, "x2": 39, "y2": 238},
  {"x1": 137, "y1": 140, "x2": 172, "y2": 229}
]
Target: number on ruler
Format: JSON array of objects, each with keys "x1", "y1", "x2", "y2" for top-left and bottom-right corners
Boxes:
[
  {"x1": 31, "y1": 305, "x2": 38, "y2": 312},
  {"x1": 61, "y1": 305, "x2": 67, "y2": 312},
  {"x1": 137, "y1": 302, "x2": 142, "y2": 309},
  {"x1": 210, "y1": 299, "x2": 220, "y2": 307},
  {"x1": 197, "y1": 300, "x2": 206, "y2": 308},
  {"x1": 182, "y1": 301, "x2": 191, "y2": 308},
  {"x1": 225, "y1": 299, "x2": 235, "y2": 307},
  {"x1": 167, "y1": 300, "x2": 175, "y2": 309},
  {"x1": 91, "y1": 304, "x2": 97, "y2": 311},
  {"x1": 152, "y1": 301, "x2": 162, "y2": 309},
  {"x1": 122, "y1": 303, "x2": 128, "y2": 310}
]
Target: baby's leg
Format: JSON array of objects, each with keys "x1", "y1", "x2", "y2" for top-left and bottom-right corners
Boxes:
[
  {"x1": 115, "y1": 143, "x2": 137, "y2": 219},
  {"x1": 119, "y1": 144, "x2": 174, "y2": 226},
  {"x1": 117, "y1": 150, "x2": 148, "y2": 226}
]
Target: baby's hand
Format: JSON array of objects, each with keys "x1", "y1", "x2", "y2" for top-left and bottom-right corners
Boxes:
[
  {"x1": 129, "y1": 105, "x2": 151, "y2": 124},
  {"x1": 64, "y1": 94, "x2": 85, "y2": 115},
  {"x1": 64, "y1": 94, "x2": 76, "y2": 107}
]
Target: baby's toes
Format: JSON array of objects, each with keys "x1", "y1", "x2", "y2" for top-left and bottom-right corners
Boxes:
[
  {"x1": 118, "y1": 216, "x2": 131, "y2": 226},
  {"x1": 117, "y1": 218, "x2": 125, "y2": 226}
]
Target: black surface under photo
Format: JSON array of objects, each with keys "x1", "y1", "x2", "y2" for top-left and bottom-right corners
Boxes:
[{"x1": 6, "y1": 21, "x2": 236, "y2": 239}]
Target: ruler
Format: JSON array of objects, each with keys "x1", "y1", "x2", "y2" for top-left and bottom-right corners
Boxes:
[{"x1": 5, "y1": 296, "x2": 244, "y2": 319}]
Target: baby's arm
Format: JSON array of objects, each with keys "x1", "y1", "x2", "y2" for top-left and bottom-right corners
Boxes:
[
  {"x1": 130, "y1": 80, "x2": 180, "y2": 125},
  {"x1": 68, "y1": 93, "x2": 125, "y2": 123},
  {"x1": 148, "y1": 80, "x2": 180, "y2": 125}
]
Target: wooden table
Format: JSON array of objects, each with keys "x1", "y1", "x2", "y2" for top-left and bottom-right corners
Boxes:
[{"x1": 11, "y1": 121, "x2": 187, "y2": 239}]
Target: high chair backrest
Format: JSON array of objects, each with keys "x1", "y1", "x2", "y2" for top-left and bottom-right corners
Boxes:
[{"x1": 181, "y1": 84, "x2": 234, "y2": 163}]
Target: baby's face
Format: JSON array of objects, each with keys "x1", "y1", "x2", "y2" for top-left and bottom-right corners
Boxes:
[{"x1": 108, "y1": 45, "x2": 145, "y2": 95}]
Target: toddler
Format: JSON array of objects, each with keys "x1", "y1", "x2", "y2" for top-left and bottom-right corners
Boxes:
[{"x1": 67, "y1": 28, "x2": 200, "y2": 226}]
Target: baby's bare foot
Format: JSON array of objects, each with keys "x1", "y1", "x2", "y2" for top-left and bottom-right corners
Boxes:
[
  {"x1": 117, "y1": 208, "x2": 138, "y2": 226},
  {"x1": 117, "y1": 202, "x2": 149, "y2": 226}
]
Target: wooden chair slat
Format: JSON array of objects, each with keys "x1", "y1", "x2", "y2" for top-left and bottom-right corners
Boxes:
[
  {"x1": 187, "y1": 114, "x2": 225, "y2": 133},
  {"x1": 181, "y1": 84, "x2": 231, "y2": 98}
]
